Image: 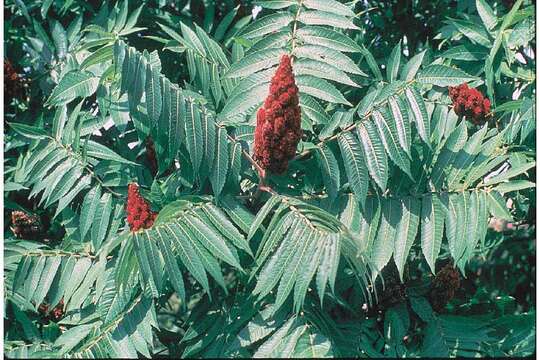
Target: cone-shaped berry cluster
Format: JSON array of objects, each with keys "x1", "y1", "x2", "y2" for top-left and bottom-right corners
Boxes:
[
  {"x1": 11, "y1": 211, "x2": 42, "y2": 240},
  {"x1": 38, "y1": 299, "x2": 64, "y2": 323},
  {"x1": 126, "y1": 183, "x2": 157, "y2": 232},
  {"x1": 253, "y1": 55, "x2": 302, "y2": 174},
  {"x1": 429, "y1": 263, "x2": 460, "y2": 312},
  {"x1": 449, "y1": 83, "x2": 491, "y2": 125}
]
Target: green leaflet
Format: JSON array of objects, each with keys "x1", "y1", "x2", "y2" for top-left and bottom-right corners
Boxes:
[
  {"x1": 303, "y1": 0, "x2": 355, "y2": 17},
  {"x1": 421, "y1": 194, "x2": 447, "y2": 273},
  {"x1": 91, "y1": 193, "x2": 113, "y2": 251},
  {"x1": 386, "y1": 41, "x2": 401, "y2": 83},
  {"x1": 296, "y1": 26, "x2": 361, "y2": 53},
  {"x1": 199, "y1": 110, "x2": 217, "y2": 181},
  {"x1": 393, "y1": 197, "x2": 421, "y2": 281},
  {"x1": 476, "y1": 0, "x2": 497, "y2": 31},
  {"x1": 417, "y1": 65, "x2": 478, "y2": 87},
  {"x1": 226, "y1": 48, "x2": 285, "y2": 78},
  {"x1": 79, "y1": 186, "x2": 102, "y2": 241},
  {"x1": 371, "y1": 198, "x2": 400, "y2": 272},
  {"x1": 86, "y1": 140, "x2": 138, "y2": 165},
  {"x1": 441, "y1": 44, "x2": 488, "y2": 61},
  {"x1": 294, "y1": 58, "x2": 359, "y2": 88},
  {"x1": 315, "y1": 144, "x2": 340, "y2": 200},
  {"x1": 210, "y1": 127, "x2": 229, "y2": 196},
  {"x1": 298, "y1": 10, "x2": 358, "y2": 30},
  {"x1": 295, "y1": 45, "x2": 365, "y2": 76},
  {"x1": 446, "y1": 192, "x2": 468, "y2": 264},
  {"x1": 9, "y1": 122, "x2": 49, "y2": 140},
  {"x1": 145, "y1": 61, "x2": 162, "y2": 123},
  {"x1": 357, "y1": 122, "x2": 388, "y2": 191},
  {"x1": 356, "y1": 196, "x2": 381, "y2": 253},
  {"x1": 273, "y1": 227, "x2": 315, "y2": 311},
  {"x1": 184, "y1": 99, "x2": 204, "y2": 174},
  {"x1": 372, "y1": 110, "x2": 412, "y2": 178},
  {"x1": 300, "y1": 94, "x2": 331, "y2": 125},
  {"x1": 296, "y1": 75, "x2": 351, "y2": 105},
  {"x1": 254, "y1": 217, "x2": 304, "y2": 299},
  {"x1": 337, "y1": 132, "x2": 368, "y2": 207},
  {"x1": 155, "y1": 226, "x2": 186, "y2": 303},
  {"x1": 46, "y1": 71, "x2": 99, "y2": 106},
  {"x1": 240, "y1": 12, "x2": 294, "y2": 39},
  {"x1": 182, "y1": 215, "x2": 242, "y2": 270},
  {"x1": 388, "y1": 96, "x2": 411, "y2": 157},
  {"x1": 400, "y1": 49, "x2": 427, "y2": 81},
  {"x1": 486, "y1": 191, "x2": 512, "y2": 221},
  {"x1": 404, "y1": 86, "x2": 431, "y2": 146}
]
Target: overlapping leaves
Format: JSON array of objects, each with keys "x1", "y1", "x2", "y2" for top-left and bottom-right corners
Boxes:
[
  {"x1": 249, "y1": 194, "x2": 373, "y2": 314},
  {"x1": 220, "y1": 0, "x2": 364, "y2": 123},
  {"x1": 113, "y1": 40, "x2": 240, "y2": 196},
  {"x1": 119, "y1": 197, "x2": 252, "y2": 302}
]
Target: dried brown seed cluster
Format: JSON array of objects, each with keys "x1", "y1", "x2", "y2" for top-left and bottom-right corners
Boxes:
[
  {"x1": 380, "y1": 277, "x2": 407, "y2": 309},
  {"x1": 38, "y1": 299, "x2": 64, "y2": 323},
  {"x1": 10, "y1": 211, "x2": 42, "y2": 240},
  {"x1": 429, "y1": 263, "x2": 461, "y2": 312}
]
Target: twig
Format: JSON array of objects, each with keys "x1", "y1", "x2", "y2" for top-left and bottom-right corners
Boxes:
[{"x1": 294, "y1": 79, "x2": 417, "y2": 161}]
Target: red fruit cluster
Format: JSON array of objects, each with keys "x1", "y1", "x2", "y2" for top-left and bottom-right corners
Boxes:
[
  {"x1": 10, "y1": 211, "x2": 42, "y2": 240},
  {"x1": 4, "y1": 59, "x2": 25, "y2": 105},
  {"x1": 429, "y1": 263, "x2": 461, "y2": 312},
  {"x1": 253, "y1": 55, "x2": 302, "y2": 174},
  {"x1": 449, "y1": 83, "x2": 491, "y2": 125},
  {"x1": 38, "y1": 299, "x2": 64, "y2": 323},
  {"x1": 126, "y1": 183, "x2": 157, "y2": 232}
]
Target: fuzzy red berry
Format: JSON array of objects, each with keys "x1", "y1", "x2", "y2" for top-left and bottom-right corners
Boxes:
[
  {"x1": 126, "y1": 183, "x2": 157, "y2": 232},
  {"x1": 253, "y1": 55, "x2": 302, "y2": 174},
  {"x1": 448, "y1": 83, "x2": 491, "y2": 125}
]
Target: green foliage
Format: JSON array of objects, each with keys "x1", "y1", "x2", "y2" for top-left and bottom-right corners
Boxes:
[{"x1": 4, "y1": 0, "x2": 535, "y2": 358}]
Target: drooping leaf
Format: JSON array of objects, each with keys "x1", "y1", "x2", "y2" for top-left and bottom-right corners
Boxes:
[
  {"x1": 357, "y1": 122, "x2": 388, "y2": 191},
  {"x1": 421, "y1": 194, "x2": 447, "y2": 273},
  {"x1": 393, "y1": 197, "x2": 421, "y2": 281},
  {"x1": 47, "y1": 72, "x2": 99, "y2": 106},
  {"x1": 417, "y1": 65, "x2": 478, "y2": 87},
  {"x1": 337, "y1": 132, "x2": 368, "y2": 206}
]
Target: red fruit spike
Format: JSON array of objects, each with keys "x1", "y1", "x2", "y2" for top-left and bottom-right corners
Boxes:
[
  {"x1": 253, "y1": 55, "x2": 302, "y2": 174},
  {"x1": 126, "y1": 183, "x2": 157, "y2": 231},
  {"x1": 448, "y1": 83, "x2": 490, "y2": 124}
]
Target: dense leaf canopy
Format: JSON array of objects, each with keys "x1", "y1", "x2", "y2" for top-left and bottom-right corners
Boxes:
[{"x1": 4, "y1": 0, "x2": 535, "y2": 358}]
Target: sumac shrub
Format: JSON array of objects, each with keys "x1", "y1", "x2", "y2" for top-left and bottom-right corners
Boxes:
[{"x1": 3, "y1": 0, "x2": 535, "y2": 358}]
